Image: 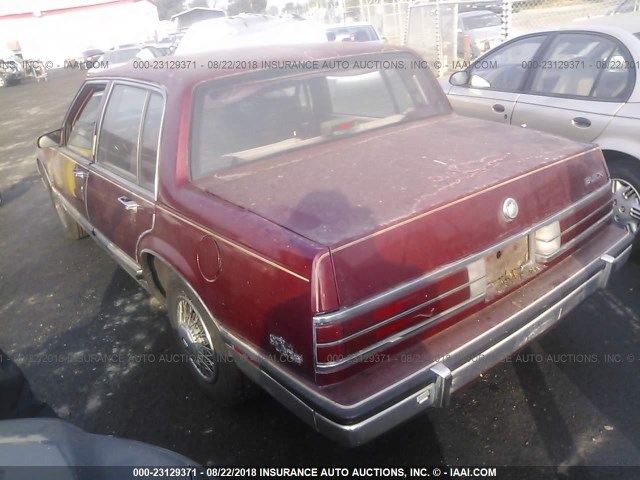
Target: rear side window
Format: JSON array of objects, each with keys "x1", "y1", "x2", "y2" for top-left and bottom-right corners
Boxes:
[
  {"x1": 98, "y1": 85, "x2": 147, "y2": 180},
  {"x1": 529, "y1": 33, "x2": 633, "y2": 100},
  {"x1": 97, "y1": 84, "x2": 163, "y2": 190},
  {"x1": 140, "y1": 93, "x2": 163, "y2": 190}
]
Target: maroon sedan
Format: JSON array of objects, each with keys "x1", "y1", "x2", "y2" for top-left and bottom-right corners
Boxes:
[{"x1": 37, "y1": 43, "x2": 633, "y2": 446}]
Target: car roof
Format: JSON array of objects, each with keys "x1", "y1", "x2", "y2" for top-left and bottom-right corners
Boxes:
[{"x1": 89, "y1": 42, "x2": 410, "y2": 89}]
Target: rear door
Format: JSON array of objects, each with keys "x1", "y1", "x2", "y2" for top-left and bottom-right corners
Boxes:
[
  {"x1": 48, "y1": 82, "x2": 107, "y2": 220},
  {"x1": 446, "y1": 34, "x2": 548, "y2": 124},
  {"x1": 86, "y1": 82, "x2": 164, "y2": 276},
  {"x1": 512, "y1": 32, "x2": 632, "y2": 142}
]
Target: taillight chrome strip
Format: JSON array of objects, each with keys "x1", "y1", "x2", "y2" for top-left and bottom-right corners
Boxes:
[
  {"x1": 315, "y1": 182, "x2": 611, "y2": 327},
  {"x1": 317, "y1": 276, "x2": 487, "y2": 348},
  {"x1": 535, "y1": 200, "x2": 612, "y2": 245},
  {"x1": 536, "y1": 209, "x2": 613, "y2": 263},
  {"x1": 316, "y1": 294, "x2": 485, "y2": 371}
]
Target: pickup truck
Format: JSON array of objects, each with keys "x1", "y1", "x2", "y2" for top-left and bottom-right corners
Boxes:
[{"x1": 37, "y1": 42, "x2": 634, "y2": 446}]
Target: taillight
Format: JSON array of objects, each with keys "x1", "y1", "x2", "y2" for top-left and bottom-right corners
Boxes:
[
  {"x1": 535, "y1": 196, "x2": 612, "y2": 263},
  {"x1": 535, "y1": 221, "x2": 562, "y2": 258},
  {"x1": 314, "y1": 264, "x2": 486, "y2": 374}
]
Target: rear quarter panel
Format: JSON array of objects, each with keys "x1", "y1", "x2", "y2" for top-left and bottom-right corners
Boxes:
[
  {"x1": 598, "y1": 103, "x2": 640, "y2": 159},
  {"x1": 142, "y1": 86, "x2": 325, "y2": 377}
]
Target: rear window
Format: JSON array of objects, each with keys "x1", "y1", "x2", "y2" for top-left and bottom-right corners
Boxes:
[{"x1": 190, "y1": 54, "x2": 449, "y2": 178}]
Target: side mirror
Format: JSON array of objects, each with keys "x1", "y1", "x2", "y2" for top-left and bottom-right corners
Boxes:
[
  {"x1": 37, "y1": 129, "x2": 62, "y2": 149},
  {"x1": 381, "y1": 36, "x2": 388, "y2": 43},
  {"x1": 449, "y1": 70, "x2": 470, "y2": 86}
]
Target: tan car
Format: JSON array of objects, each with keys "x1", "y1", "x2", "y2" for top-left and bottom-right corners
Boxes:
[{"x1": 441, "y1": 15, "x2": 640, "y2": 244}]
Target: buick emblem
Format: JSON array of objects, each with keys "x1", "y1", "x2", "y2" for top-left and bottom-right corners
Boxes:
[{"x1": 502, "y1": 198, "x2": 519, "y2": 221}]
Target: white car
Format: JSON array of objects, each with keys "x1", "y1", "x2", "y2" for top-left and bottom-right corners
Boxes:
[
  {"x1": 442, "y1": 14, "x2": 640, "y2": 241},
  {"x1": 325, "y1": 22, "x2": 385, "y2": 42},
  {"x1": 88, "y1": 47, "x2": 143, "y2": 74},
  {"x1": 175, "y1": 14, "x2": 328, "y2": 55}
]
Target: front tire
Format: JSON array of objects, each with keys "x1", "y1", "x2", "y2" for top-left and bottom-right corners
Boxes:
[
  {"x1": 609, "y1": 159, "x2": 640, "y2": 260},
  {"x1": 167, "y1": 278, "x2": 254, "y2": 405},
  {"x1": 48, "y1": 188, "x2": 88, "y2": 240}
]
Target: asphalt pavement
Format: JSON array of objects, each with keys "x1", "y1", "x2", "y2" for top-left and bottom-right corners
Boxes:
[{"x1": 1, "y1": 70, "x2": 639, "y2": 473}]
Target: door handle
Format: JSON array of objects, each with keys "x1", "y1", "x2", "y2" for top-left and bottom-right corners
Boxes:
[
  {"x1": 117, "y1": 196, "x2": 139, "y2": 212},
  {"x1": 572, "y1": 117, "x2": 591, "y2": 128},
  {"x1": 492, "y1": 104, "x2": 505, "y2": 113},
  {"x1": 73, "y1": 170, "x2": 88, "y2": 178}
]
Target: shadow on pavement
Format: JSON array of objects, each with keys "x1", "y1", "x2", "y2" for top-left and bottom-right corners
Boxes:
[{"x1": 7, "y1": 266, "x2": 445, "y2": 466}]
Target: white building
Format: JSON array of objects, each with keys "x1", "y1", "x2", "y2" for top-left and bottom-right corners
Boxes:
[{"x1": 0, "y1": 0, "x2": 160, "y2": 66}]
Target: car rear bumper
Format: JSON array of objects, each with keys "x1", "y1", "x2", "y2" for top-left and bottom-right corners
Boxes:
[{"x1": 228, "y1": 223, "x2": 633, "y2": 447}]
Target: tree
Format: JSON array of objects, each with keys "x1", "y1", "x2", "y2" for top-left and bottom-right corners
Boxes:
[
  {"x1": 156, "y1": 0, "x2": 183, "y2": 20},
  {"x1": 227, "y1": 0, "x2": 267, "y2": 15},
  {"x1": 189, "y1": 0, "x2": 210, "y2": 7}
]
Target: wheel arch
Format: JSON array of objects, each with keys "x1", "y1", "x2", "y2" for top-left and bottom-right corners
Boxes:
[
  {"x1": 601, "y1": 148, "x2": 640, "y2": 168},
  {"x1": 139, "y1": 246, "x2": 195, "y2": 301}
]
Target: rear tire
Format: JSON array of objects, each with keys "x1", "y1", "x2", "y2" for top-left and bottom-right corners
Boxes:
[
  {"x1": 609, "y1": 159, "x2": 640, "y2": 261},
  {"x1": 166, "y1": 278, "x2": 255, "y2": 406}
]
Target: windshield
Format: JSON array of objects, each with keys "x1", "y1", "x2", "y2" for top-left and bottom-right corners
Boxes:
[
  {"x1": 462, "y1": 13, "x2": 502, "y2": 30},
  {"x1": 103, "y1": 48, "x2": 140, "y2": 64},
  {"x1": 190, "y1": 54, "x2": 450, "y2": 178}
]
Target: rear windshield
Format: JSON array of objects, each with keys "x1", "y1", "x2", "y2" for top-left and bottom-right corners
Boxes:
[{"x1": 190, "y1": 54, "x2": 449, "y2": 178}]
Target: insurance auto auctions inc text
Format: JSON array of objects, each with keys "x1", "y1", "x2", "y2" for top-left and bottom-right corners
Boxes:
[{"x1": 255, "y1": 467, "x2": 497, "y2": 478}]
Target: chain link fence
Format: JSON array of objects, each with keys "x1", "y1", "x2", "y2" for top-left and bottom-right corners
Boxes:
[{"x1": 316, "y1": 0, "x2": 638, "y2": 75}]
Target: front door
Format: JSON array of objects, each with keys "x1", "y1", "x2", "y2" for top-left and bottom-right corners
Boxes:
[
  {"x1": 48, "y1": 83, "x2": 106, "y2": 220},
  {"x1": 446, "y1": 34, "x2": 549, "y2": 125}
]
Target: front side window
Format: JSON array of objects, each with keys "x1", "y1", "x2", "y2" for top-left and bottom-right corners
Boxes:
[
  {"x1": 67, "y1": 85, "x2": 105, "y2": 157},
  {"x1": 468, "y1": 35, "x2": 547, "y2": 91},
  {"x1": 190, "y1": 54, "x2": 450, "y2": 179},
  {"x1": 529, "y1": 33, "x2": 632, "y2": 100}
]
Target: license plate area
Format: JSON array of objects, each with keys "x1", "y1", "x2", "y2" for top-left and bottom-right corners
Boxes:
[{"x1": 484, "y1": 236, "x2": 530, "y2": 293}]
